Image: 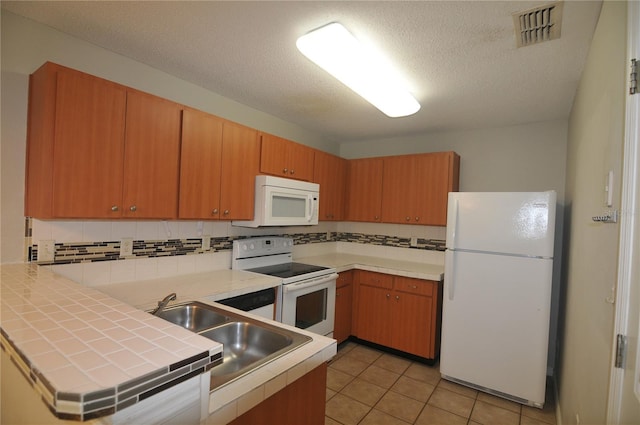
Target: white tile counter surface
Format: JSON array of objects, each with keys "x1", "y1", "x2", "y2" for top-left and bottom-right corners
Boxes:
[
  {"x1": 1, "y1": 264, "x2": 337, "y2": 424},
  {"x1": 0, "y1": 264, "x2": 222, "y2": 421},
  {"x1": 94, "y1": 269, "x2": 337, "y2": 424},
  {"x1": 95, "y1": 268, "x2": 282, "y2": 311},
  {"x1": 294, "y1": 253, "x2": 445, "y2": 281}
]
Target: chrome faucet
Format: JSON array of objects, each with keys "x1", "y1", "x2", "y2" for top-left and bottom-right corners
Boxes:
[{"x1": 151, "y1": 292, "x2": 177, "y2": 315}]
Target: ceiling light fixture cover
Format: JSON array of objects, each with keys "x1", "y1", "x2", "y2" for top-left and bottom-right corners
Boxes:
[{"x1": 296, "y1": 22, "x2": 420, "y2": 118}]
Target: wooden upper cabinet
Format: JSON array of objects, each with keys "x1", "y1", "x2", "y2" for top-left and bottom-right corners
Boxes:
[
  {"x1": 259, "y1": 133, "x2": 314, "y2": 181},
  {"x1": 122, "y1": 91, "x2": 181, "y2": 219},
  {"x1": 178, "y1": 108, "x2": 224, "y2": 219},
  {"x1": 50, "y1": 67, "x2": 127, "y2": 218},
  {"x1": 25, "y1": 63, "x2": 128, "y2": 218},
  {"x1": 179, "y1": 110, "x2": 260, "y2": 220},
  {"x1": 313, "y1": 151, "x2": 347, "y2": 221},
  {"x1": 218, "y1": 121, "x2": 260, "y2": 220},
  {"x1": 345, "y1": 158, "x2": 384, "y2": 222},
  {"x1": 381, "y1": 152, "x2": 460, "y2": 226},
  {"x1": 25, "y1": 62, "x2": 182, "y2": 219}
]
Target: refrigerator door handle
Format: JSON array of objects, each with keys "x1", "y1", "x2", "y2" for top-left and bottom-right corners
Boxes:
[
  {"x1": 450, "y1": 199, "x2": 459, "y2": 249},
  {"x1": 446, "y1": 250, "x2": 455, "y2": 300}
]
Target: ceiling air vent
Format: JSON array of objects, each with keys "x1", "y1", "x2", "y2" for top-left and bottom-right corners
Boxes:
[{"x1": 513, "y1": 1, "x2": 564, "y2": 48}]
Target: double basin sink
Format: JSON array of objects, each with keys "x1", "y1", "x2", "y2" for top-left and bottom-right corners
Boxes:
[{"x1": 153, "y1": 301, "x2": 312, "y2": 389}]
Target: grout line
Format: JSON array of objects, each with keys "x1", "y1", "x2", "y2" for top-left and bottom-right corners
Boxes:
[{"x1": 328, "y1": 342, "x2": 556, "y2": 425}]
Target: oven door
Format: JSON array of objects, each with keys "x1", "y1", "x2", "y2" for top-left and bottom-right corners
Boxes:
[{"x1": 281, "y1": 273, "x2": 337, "y2": 337}]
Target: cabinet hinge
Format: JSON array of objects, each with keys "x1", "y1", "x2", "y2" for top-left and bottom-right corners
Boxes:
[
  {"x1": 631, "y1": 59, "x2": 638, "y2": 95},
  {"x1": 615, "y1": 334, "x2": 627, "y2": 368}
]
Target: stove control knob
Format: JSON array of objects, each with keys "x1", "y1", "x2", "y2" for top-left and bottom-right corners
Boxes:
[
  {"x1": 242, "y1": 244, "x2": 248, "y2": 251},
  {"x1": 250, "y1": 243, "x2": 255, "y2": 250}
]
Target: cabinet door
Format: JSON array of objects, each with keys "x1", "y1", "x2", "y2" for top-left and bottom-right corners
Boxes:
[
  {"x1": 334, "y1": 281, "x2": 353, "y2": 344},
  {"x1": 219, "y1": 121, "x2": 260, "y2": 219},
  {"x1": 178, "y1": 109, "x2": 224, "y2": 219},
  {"x1": 381, "y1": 155, "x2": 420, "y2": 224},
  {"x1": 345, "y1": 158, "x2": 383, "y2": 222},
  {"x1": 313, "y1": 151, "x2": 347, "y2": 221},
  {"x1": 355, "y1": 285, "x2": 392, "y2": 346},
  {"x1": 260, "y1": 133, "x2": 314, "y2": 181},
  {"x1": 415, "y1": 152, "x2": 459, "y2": 225},
  {"x1": 122, "y1": 91, "x2": 181, "y2": 218},
  {"x1": 391, "y1": 291, "x2": 433, "y2": 358},
  {"x1": 51, "y1": 68, "x2": 127, "y2": 218}
]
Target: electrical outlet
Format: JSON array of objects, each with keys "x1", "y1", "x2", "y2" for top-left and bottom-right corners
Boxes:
[
  {"x1": 38, "y1": 240, "x2": 55, "y2": 262},
  {"x1": 202, "y1": 235, "x2": 211, "y2": 251},
  {"x1": 120, "y1": 238, "x2": 134, "y2": 257},
  {"x1": 326, "y1": 231, "x2": 332, "y2": 241},
  {"x1": 410, "y1": 236, "x2": 418, "y2": 247}
]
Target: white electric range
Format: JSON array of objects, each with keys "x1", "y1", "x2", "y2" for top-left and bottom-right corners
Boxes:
[{"x1": 232, "y1": 237, "x2": 337, "y2": 337}]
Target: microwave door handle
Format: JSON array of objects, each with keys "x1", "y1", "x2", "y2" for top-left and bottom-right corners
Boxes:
[{"x1": 306, "y1": 194, "x2": 313, "y2": 222}]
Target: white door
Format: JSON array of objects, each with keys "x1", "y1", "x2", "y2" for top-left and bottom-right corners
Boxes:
[
  {"x1": 608, "y1": 1, "x2": 640, "y2": 423},
  {"x1": 441, "y1": 250, "x2": 553, "y2": 406}
]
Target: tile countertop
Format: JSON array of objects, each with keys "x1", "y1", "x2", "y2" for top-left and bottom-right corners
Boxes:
[
  {"x1": 0, "y1": 264, "x2": 222, "y2": 421},
  {"x1": 1, "y1": 264, "x2": 337, "y2": 424},
  {"x1": 295, "y1": 253, "x2": 445, "y2": 281},
  {"x1": 95, "y1": 268, "x2": 283, "y2": 311},
  {"x1": 95, "y1": 269, "x2": 337, "y2": 424}
]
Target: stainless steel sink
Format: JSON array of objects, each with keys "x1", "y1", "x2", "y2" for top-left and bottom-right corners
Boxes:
[
  {"x1": 153, "y1": 301, "x2": 230, "y2": 332},
  {"x1": 150, "y1": 301, "x2": 312, "y2": 389},
  {"x1": 200, "y1": 321, "x2": 311, "y2": 387}
]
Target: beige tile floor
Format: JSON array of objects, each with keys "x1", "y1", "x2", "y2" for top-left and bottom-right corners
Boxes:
[{"x1": 325, "y1": 341, "x2": 557, "y2": 425}]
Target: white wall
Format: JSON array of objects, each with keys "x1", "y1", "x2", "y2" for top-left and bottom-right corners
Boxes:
[
  {"x1": 340, "y1": 119, "x2": 568, "y2": 196},
  {"x1": 559, "y1": 1, "x2": 627, "y2": 424}
]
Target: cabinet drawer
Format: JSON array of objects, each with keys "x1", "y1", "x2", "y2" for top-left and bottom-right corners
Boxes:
[
  {"x1": 394, "y1": 276, "x2": 434, "y2": 296},
  {"x1": 357, "y1": 270, "x2": 393, "y2": 289}
]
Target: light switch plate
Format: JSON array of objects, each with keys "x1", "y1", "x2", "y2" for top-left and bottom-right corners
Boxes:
[
  {"x1": 120, "y1": 238, "x2": 134, "y2": 257},
  {"x1": 38, "y1": 240, "x2": 55, "y2": 262},
  {"x1": 410, "y1": 237, "x2": 418, "y2": 247}
]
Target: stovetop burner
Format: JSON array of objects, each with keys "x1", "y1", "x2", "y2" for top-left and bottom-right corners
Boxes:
[{"x1": 247, "y1": 262, "x2": 330, "y2": 279}]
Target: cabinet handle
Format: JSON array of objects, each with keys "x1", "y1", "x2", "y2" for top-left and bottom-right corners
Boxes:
[
  {"x1": 111, "y1": 205, "x2": 119, "y2": 212},
  {"x1": 405, "y1": 216, "x2": 411, "y2": 221},
  {"x1": 415, "y1": 217, "x2": 420, "y2": 222},
  {"x1": 283, "y1": 168, "x2": 288, "y2": 174},
  {"x1": 290, "y1": 169, "x2": 295, "y2": 175},
  {"x1": 411, "y1": 285, "x2": 418, "y2": 289},
  {"x1": 386, "y1": 293, "x2": 390, "y2": 299},
  {"x1": 212, "y1": 208, "x2": 219, "y2": 215},
  {"x1": 374, "y1": 215, "x2": 380, "y2": 220},
  {"x1": 223, "y1": 210, "x2": 230, "y2": 215},
  {"x1": 129, "y1": 205, "x2": 137, "y2": 212},
  {"x1": 395, "y1": 295, "x2": 400, "y2": 301}
]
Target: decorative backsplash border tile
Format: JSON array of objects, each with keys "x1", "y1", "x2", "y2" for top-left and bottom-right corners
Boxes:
[{"x1": 30, "y1": 232, "x2": 445, "y2": 265}]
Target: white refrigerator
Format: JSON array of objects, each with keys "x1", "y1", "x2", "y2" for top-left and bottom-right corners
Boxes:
[{"x1": 440, "y1": 191, "x2": 556, "y2": 408}]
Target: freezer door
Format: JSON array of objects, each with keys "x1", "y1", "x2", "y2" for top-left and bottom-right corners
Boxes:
[
  {"x1": 446, "y1": 191, "x2": 556, "y2": 257},
  {"x1": 441, "y1": 250, "x2": 552, "y2": 405}
]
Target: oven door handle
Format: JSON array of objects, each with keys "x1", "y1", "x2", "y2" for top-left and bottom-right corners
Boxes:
[{"x1": 283, "y1": 273, "x2": 338, "y2": 293}]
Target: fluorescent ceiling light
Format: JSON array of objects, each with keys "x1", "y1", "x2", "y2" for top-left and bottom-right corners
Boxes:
[{"x1": 296, "y1": 22, "x2": 420, "y2": 118}]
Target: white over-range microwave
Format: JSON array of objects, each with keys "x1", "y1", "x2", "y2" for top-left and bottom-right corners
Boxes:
[{"x1": 232, "y1": 175, "x2": 319, "y2": 227}]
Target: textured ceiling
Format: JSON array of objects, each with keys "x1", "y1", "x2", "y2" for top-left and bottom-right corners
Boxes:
[{"x1": 2, "y1": 1, "x2": 602, "y2": 143}]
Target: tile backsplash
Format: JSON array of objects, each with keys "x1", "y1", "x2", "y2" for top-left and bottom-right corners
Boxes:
[{"x1": 27, "y1": 218, "x2": 446, "y2": 286}]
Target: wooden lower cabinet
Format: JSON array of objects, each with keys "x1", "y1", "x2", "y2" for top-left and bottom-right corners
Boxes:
[
  {"x1": 228, "y1": 363, "x2": 327, "y2": 425},
  {"x1": 352, "y1": 271, "x2": 442, "y2": 359},
  {"x1": 334, "y1": 271, "x2": 353, "y2": 344}
]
